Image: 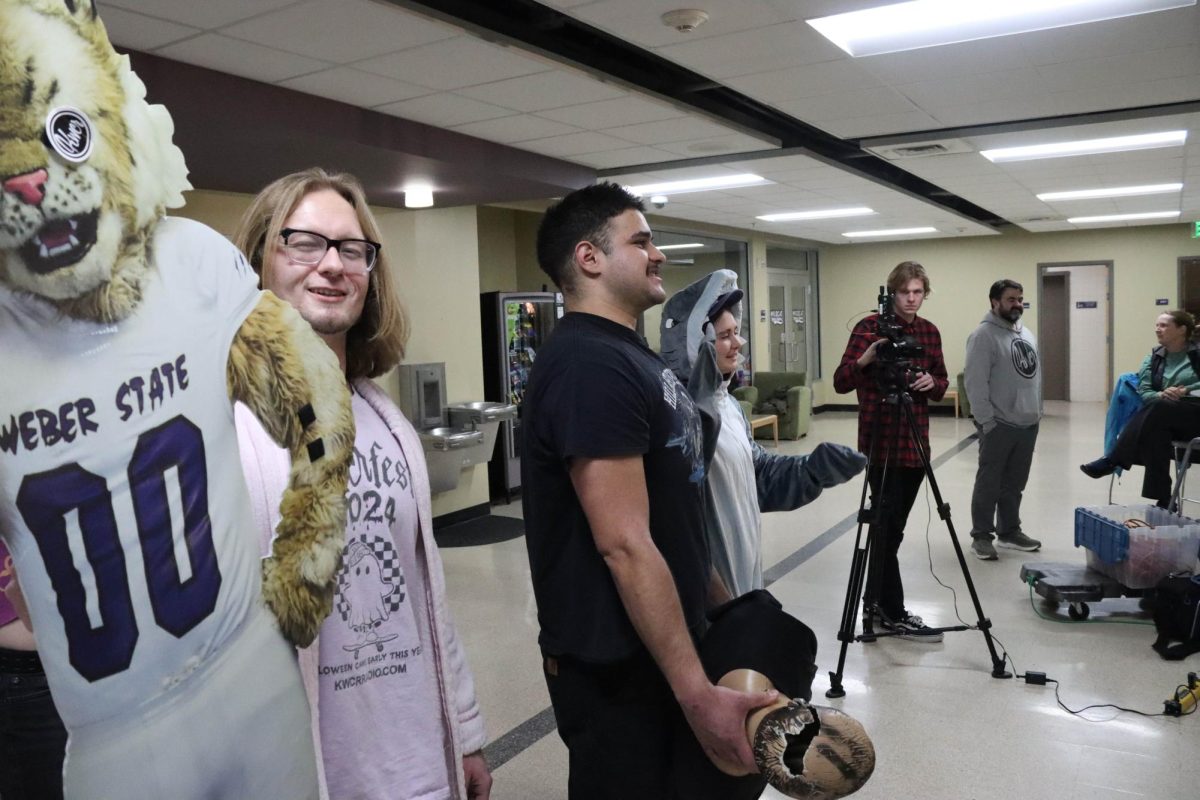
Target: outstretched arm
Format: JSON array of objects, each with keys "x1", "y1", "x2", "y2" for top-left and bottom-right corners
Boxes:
[{"x1": 227, "y1": 292, "x2": 354, "y2": 647}]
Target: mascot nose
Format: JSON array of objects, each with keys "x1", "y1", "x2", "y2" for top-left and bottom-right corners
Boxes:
[{"x1": 3, "y1": 169, "x2": 49, "y2": 207}]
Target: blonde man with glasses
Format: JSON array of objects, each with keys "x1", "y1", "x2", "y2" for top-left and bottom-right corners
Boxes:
[{"x1": 231, "y1": 168, "x2": 492, "y2": 800}]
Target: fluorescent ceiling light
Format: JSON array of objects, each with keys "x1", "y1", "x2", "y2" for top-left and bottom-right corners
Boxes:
[
  {"x1": 843, "y1": 226, "x2": 938, "y2": 238},
  {"x1": 404, "y1": 183, "x2": 434, "y2": 208},
  {"x1": 624, "y1": 174, "x2": 769, "y2": 196},
  {"x1": 807, "y1": 0, "x2": 1195, "y2": 57},
  {"x1": 757, "y1": 207, "x2": 875, "y2": 222},
  {"x1": 1067, "y1": 211, "x2": 1180, "y2": 223},
  {"x1": 1037, "y1": 183, "x2": 1183, "y2": 201},
  {"x1": 981, "y1": 130, "x2": 1187, "y2": 162},
  {"x1": 656, "y1": 243, "x2": 705, "y2": 251}
]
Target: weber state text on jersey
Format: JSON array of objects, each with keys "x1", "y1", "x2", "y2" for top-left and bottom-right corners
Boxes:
[{"x1": 0, "y1": 217, "x2": 269, "y2": 728}]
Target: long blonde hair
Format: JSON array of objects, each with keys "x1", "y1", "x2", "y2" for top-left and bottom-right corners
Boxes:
[{"x1": 232, "y1": 168, "x2": 409, "y2": 379}]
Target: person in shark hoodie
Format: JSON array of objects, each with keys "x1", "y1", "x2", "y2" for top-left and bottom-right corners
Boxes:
[
  {"x1": 963, "y1": 279, "x2": 1043, "y2": 561},
  {"x1": 661, "y1": 270, "x2": 866, "y2": 598}
]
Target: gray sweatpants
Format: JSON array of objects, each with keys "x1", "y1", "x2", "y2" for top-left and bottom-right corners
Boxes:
[{"x1": 970, "y1": 421, "x2": 1039, "y2": 539}]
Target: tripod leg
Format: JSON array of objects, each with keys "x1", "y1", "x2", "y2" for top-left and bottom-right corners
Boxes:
[
  {"x1": 899, "y1": 399, "x2": 1012, "y2": 679},
  {"x1": 828, "y1": 406, "x2": 891, "y2": 699}
]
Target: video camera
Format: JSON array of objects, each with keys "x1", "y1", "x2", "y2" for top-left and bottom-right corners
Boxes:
[{"x1": 873, "y1": 285, "x2": 924, "y2": 396}]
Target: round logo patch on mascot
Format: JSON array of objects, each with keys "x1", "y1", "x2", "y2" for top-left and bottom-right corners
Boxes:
[
  {"x1": 45, "y1": 106, "x2": 94, "y2": 163},
  {"x1": 1011, "y1": 339, "x2": 1038, "y2": 379}
]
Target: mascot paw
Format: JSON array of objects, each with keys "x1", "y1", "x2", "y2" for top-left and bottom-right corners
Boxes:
[
  {"x1": 261, "y1": 555, "x2": 335, "y2": 648},
  {"x1": 753, "y1": 700, "x2": 875, "y2": 799},
  {"x1": 810, "y1": 443, "x2": 868, "y2": 488}
]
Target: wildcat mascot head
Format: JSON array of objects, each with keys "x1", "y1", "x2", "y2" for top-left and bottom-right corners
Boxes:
[{"x1": 0, "y1": 0, "x2": 189, "y2": 321}]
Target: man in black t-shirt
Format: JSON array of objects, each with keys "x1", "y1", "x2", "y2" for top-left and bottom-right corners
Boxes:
[{"x1": 522, "y1": 183, "x2": 775, "y2": 798}]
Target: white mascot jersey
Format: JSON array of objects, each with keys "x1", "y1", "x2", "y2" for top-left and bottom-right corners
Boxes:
[{"x1": 0, "y1": 216, "x2": 266, "y2": 725}]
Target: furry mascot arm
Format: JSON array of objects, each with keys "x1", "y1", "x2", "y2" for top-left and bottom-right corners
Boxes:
[{"x1": 227, "y1": 292, "x2": 355, "y2": 647}]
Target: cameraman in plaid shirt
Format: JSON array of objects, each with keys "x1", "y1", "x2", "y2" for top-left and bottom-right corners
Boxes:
[{"x1": 834, "y1": 261, "x2": 948, "y2": 641}]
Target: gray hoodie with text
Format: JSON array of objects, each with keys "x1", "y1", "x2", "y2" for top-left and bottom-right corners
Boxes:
[{"x1": 964, "y1": 310, "x2": 1042, "y2": 430}]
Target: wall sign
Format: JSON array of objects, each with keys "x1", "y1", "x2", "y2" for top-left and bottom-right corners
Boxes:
[
  {"x1": 1076, "y1": 301, "x2": 1098, "y2": 309},
  {"x1": 1156, "y1": 298, "x2": 1170, "y2": 305}
]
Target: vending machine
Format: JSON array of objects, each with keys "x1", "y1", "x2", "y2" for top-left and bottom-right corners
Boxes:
[{"x1": 480, "y1": 291, "x2": 561, "y2": 502}]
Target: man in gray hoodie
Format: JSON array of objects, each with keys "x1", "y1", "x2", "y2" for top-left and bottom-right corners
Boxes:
[{"x1": 964, "y1": 279, "x2": 1043, "y2": 560}]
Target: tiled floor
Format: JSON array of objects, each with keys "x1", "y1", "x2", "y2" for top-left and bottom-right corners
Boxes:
[{"x1": 441, "y1": 401, "x2": 1200, "y2": 800}]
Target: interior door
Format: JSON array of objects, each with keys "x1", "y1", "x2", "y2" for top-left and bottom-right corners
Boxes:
[{"x1": 767, "y1": 270, "x2": 810, "y2": 376}]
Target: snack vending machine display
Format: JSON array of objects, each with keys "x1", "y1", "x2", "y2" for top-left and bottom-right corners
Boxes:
[{"x1": 480, "y1": 291, "x2": 561, "y2": 502}]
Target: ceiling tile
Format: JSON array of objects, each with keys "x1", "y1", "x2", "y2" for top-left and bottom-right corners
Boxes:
[
  {"x1": 450, "y1": 115, "x2": 581, "y2": 144},
  {"x1": 778, "y1": 88, "x2": 920, "y2": 122},
  {"x1": 354, "y1": 36, "x2": 548, "y2": 91},
  {"x1": 375, "y1": 92, "x2": 514, "y2": 127},
  {"x1": 1036, "y1": 46, "x2": 1200, "y2": 95},
  {"x1": 725, "y1": 59, "x2": 879, "y2": 103},
  {"x1": 535, "y1": 96, "x2": 686, "y2": 129},
  {"x1": 97, "y1": 4, "x2": 199, "y2": 50},
  {"x1": 897, "y1": 69, "x2": 1049, "y2": 113},
  {"x1": 517, "y1": 131, "x2": 633, "y2": 157},
  {"x1": 652, "y1": 21, "x2": 846, "y2": 80},
  {"x1": 456, "y1": 71, "x2": 626, "y2": 112},
  {"x1": 856, "y1": 37, "x2": 1033, "y2": 85},
  {"x1": 565, "y1": 146, "x2": 681, "y2": 169},
  {"x1": 655, "y1": 133, "x2": 780, "y2": 157},
  {"x1": 1017, "y1": 7, "x2": 1199, "y2": 67},
  {"x1": 603, "y1": 117, "x2": 751, "y2": 146},
  {"x1": 102, "y1": 0, "x2": 298, "y2": 29},
  {"x1": 279, "y1": 67, "x2": 430, "y2": 107},
  {"x1": 565, "y1": 0, "x2": 795, "y2": 50},
  {"x1": 818, "y1": 111, "x2": 943, "y2": 139},
  {"x1": 156, "y1": 33, "x2": 330, "y2": 82},
  {"x1": 220, "y1": 0, "x2": 456, "y2": 64}
]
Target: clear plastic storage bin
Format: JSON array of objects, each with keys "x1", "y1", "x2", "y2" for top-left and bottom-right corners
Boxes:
[{"x1": 1074, "y1": 504, "x2": 1200, "y2": 589}]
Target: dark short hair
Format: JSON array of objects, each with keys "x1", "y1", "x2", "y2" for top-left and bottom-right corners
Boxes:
[
  {"x1": 887, "y1": 261, "x2": 930, "y2": 296},
  {"x1": 989, "y1": 279, "x2": 1023, "y2": 301},
  {"x1": 536, "y1": 182, "x2": 644, "y2": 293}
]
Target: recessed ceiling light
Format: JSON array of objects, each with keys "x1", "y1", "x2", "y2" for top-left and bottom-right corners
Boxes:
[
  {"x1": 656, "y1": 243, "x2": 705, "y2": 251},
  {"x1": 843, "y1": 226, "x2": 938, "y2": 238},
  {"x1": 1067, "y1": 211, "x2": 1180, "y2": 223},
  {"x1": 624, "y1": 174, "x2": 770, "y2": 196},
  {"x1": 757, "y1": 207, "x2": 875, "y2": 222},
  {"x1": 807, "y1": 0, "x2": 1195, "y2": 57},
  {"x1": 1037, "y1": 183, "x2": 1183, "y2": 201},
  {"x1": 404, "y1": 183, "x2": 434, "y2": 208},
  {"x1": 980, "y1": 130, "x2": 1187, "y2": 162}
]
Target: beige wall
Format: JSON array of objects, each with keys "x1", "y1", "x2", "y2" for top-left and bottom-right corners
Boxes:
[
  {"x1": 814, "y1": 223, "x2": 1200, "y2": 407},
  {"x1": 176, "y1": 189, "x2": 489, "y2": 518},
  {"x1": 477, "y1": 206, "x2": 518, "y2": 293}
]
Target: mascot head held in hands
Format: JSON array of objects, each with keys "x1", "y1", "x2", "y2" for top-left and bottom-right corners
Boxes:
[{"x1": 0, "y1": 0, "x2": 189, "y2": 321}]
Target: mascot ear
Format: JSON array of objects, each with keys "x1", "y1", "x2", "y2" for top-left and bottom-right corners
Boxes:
[{"x1": 63, "y1": 0, "x2": 98, "y2": 20}]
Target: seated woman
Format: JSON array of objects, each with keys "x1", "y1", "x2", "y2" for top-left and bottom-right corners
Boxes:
[{"x1": 1081, "y1": 310, "x2": 1200, "y2": 507}]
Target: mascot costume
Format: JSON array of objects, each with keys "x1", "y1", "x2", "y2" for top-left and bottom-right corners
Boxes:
[
  {"x1": 0, "y1": 1, "x2": 354, "y2": 796},
  {"x1": 661, "y1": 271, "x2": 875, "y2": 799}
]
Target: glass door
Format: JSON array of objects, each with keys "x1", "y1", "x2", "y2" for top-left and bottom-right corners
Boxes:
[{"x1": 767, "y1": 269, "x2": 811, "y2": 376}]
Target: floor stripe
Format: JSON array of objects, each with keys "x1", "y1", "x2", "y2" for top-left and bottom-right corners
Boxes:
[{"x1": 487, "y1": 432, "x2": 979, "y2": 770}]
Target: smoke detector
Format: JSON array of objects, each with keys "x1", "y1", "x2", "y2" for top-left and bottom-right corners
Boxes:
[{"x1": 661, "y1": 9, "x2": 710, "y2": 33}]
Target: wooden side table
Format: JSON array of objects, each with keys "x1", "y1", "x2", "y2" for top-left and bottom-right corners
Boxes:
[
  {"x1": 750, "y1": 413, "x2": 779, "y2": 447},
  {"x1": 943, "y1": 389, "x2": 960, "y2": 418}
]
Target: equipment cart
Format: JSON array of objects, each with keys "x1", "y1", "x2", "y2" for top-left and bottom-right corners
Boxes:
[{"x1": 1022, "y1": 505, "x2": 1200, "y2": 620}]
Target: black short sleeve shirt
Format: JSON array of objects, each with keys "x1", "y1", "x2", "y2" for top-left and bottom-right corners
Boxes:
[{"x1": 521, "y1": 312, "x2": 708, "y2": 663}]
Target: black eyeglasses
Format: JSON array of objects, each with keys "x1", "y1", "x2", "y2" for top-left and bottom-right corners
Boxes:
[{"x1": 280, "y1": 228, "x2": 381, "y2": 273}]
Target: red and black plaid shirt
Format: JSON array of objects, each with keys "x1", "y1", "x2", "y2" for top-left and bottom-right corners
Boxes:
[{"x1": 833, "y1": 313, "x2": 948, "y2": 469}]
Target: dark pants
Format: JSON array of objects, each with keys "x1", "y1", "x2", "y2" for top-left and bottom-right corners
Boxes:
[
  {"x1": 1111, "y1": 399, "x2": 1200, "y2": 502},
  {"x1": 865, "y1": 466, "x2": 925, "y2": 619},
  {"x1": 0, "y1": 649, "x2": 67, "y2": 800},
  {"x1": 970, "y1": 422, "x2": 1039, "y2": 539},
  {"x1": 543, "y1": 649, "x2": 683, "y2": 800}
]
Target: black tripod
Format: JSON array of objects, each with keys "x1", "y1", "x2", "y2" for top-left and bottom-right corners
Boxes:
[{"x1": 826, "y1": 386, "x2": 1010, "y2": 699}]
